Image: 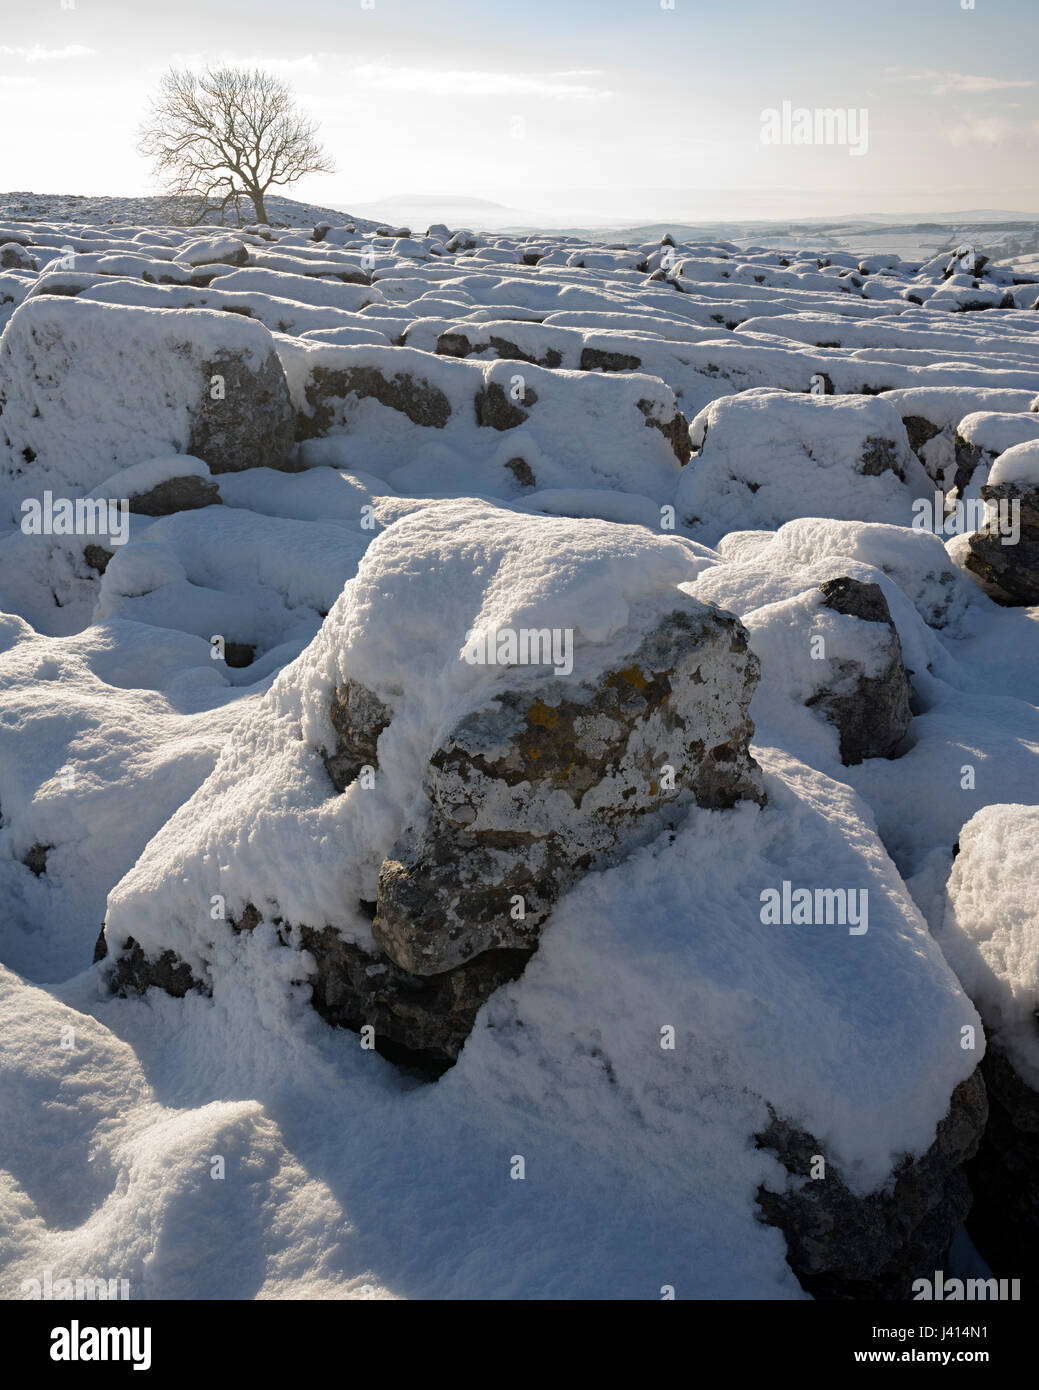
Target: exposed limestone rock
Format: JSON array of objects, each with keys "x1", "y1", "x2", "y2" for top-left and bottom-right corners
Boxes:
[
  {"x1": 24, "y1": 271, "x2": 101, "y2": 297},
  {"x1": 83, "y1": 543, "x2": 113, "y2": 574},
  {"x1": 964, "y1": 482, "x2": 1039, "y2": 605},
  {"x1": 435, "y1": 331, "x2": 473, "y2": 359},
  {"x1": 805, "y1": 577, "x2": 912, "y2": 765},
  {"x1": 966, "y1": 1042, "x2": 1039, "y2": 1283},
  {"x1": 757, "y1": 1069, "x2": 987, "y2": 1299},
  {"x1": 128, "y1": 474, "x2": 221, "y2": 516},
  {"x1": 95, "y1": 593, "x2": 764, "y2": 1077},
  {"x1": 474, "y1": 380, "x2": 538, "y2": 430},
  {"x1": 192, "y1": 348, "x2": 297, "y2": 474},
  {"x1": 0, "y1": 298, "x2": 298, "y2": 494},
  {"x1": 902, "y1": 414, "x2": 942, "y2": 458},
  {"x1": 951, "y1": 432, "x2": 988, "y2": 496},
  {"x1": 0, "y1": 242, "x2": 35, "y2": 271},
  {"x1": 859, "y1": 436, "x2": 907, "y2": 480},
  {"x1": 435, "y1": 329, "x2": 562, "y2": 368},
  {"x1": 300, "y1": 363, "x2": 452, "y2": 437},
  {"x1": 373, "y1": 602, "x2": 764, "y2": 976},
  {"x1": 299, "y1": 926, "x2": 532, "y2": 1077},
  {"x1": 23, "y1": 843, "x2": 52, "y2": 877},
  {"x1": 321, "y1": 679, "x2": 392, "y2": 794},
  {"x1": 581, "y1": 346, "x2": 643, "y2": 373},
  {"x1": 505, "y1": 456, "x2": 537, "y2": 488},
  {"x1": 100, "y1": 932, "x2": 206, "y2": 998},
  {"x1": 638, "y1": 397, "x2": 692, "y2": 465}
]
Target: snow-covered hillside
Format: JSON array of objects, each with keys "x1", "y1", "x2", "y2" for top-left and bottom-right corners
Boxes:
[
  {"x1": 0, "y1": 190, "x2": 380, "y2": 233},
  {"x1": 1, "y1": 204, "x2": 1037, "y2": 1301}
]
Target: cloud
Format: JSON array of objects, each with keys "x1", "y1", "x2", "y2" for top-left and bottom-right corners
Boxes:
[
  {"x1": 350, "y1": 62, "x2": 612, "y2": 101},
  {"x1": 947, "y1": 114, "x2": 1039, "y2": 146},
  {"x1": 887, "y1": 67, "x2": 1036, "y2": 95},
  {"x1": 221, "y1": 55, "x2": 322, "y2": 76},
  {"x1": 0, "y1": 44, "x2": 95, "y2": 63},
  {"x1": 168, "y1": 52, "x2": 322, "y2": 76}
]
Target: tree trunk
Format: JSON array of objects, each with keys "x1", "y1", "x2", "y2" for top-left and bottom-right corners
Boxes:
[{"x1": 249, "y1": 188, "x2": 269, "y2": 224}]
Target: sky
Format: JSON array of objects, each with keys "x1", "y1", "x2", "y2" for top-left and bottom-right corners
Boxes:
[{"x1": 1, "y1": 0, "x2": 1038, "y2": 226}]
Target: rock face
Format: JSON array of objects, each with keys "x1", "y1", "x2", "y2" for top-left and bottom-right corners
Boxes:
[
  {"x1": 966, "y1": 1043, "x2": 1039, "y2": 1283},
  {"x1": 284, "y1": 342, "x2": 692, "y2": 485},
  {"x1": 473, "y1": 380, "x2": 538, "y2": 431},
  {"x1": 901, "y1": 413, "x2": 943, "y2": 464},
  {"x1": 757, "y1": 1069, "x2": 988, "y2": 1299},
  {"x1": 299, "y1": 361, "x2": 453, "y2": 437},
  {"x1": 0, "y1": 242, "x2": 35, "y2": 270},
  {"x1": 678, "y1": 388, "x2": 927, "y2": 544},
  {"x1": 964, "y1": 481, "x2": 1039, "y2": 605},
  {"x1": 805, "y1": 577, "x2": 912, "y2": 765},
  {"x1": 638, "y1": 397, "x2": 692, "y2": 465},
  {"x1": 932, "y1": 803, "x2": 1039, "y2": 1285},
  {"x1": 298, "y1": 925, "x2": 532, "y2": 1077},
  {"x1": 127, "y1": 473, "x2": 221, "y2": 516},
  {"x1": 306, "y1": 598, "x2": 763, "y2": 1066},
  {"x1": 189, "y1": 347, "x2": 297, "y2": 474},
  {"x1": 0, "y1": 298, "x2": 298, "y2": 499},
  {"x1": 173, "y1": 235, "x2": 249, "y2": 268},
  {"x1": 374, "y1": 604, "x2": 763, "y2": 977},
  {"x1": 320, "y1": 679, "x2": 392, "y2": 794},
  {"x1": 951, "y1": 432, "x2": 990, "y2": 497},
  {"x1": 437, "y1": 329, "x2": 563, "y2": 369},
  {"x1": 99, "y1": 590, "x2": 765, "y2": 1077},
  {"x1": 97, "y1": 932, "x2": 204, "y2": 999},
  {"x1": 83, "y1": 543, "x2": 112, "y2": 574}
]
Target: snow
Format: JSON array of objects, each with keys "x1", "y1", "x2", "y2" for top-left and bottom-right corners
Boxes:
[
  {"x1": 276, "y1": 339, "x2": 687, "y2": 499},
  {"x1": 678, "y1": 388, "x2": 930, "y2": 546},
  {"x1": 102, "y1": 502, "x2": 711, "y2": 973},
  {"x1": 0, "y1": 297, "x2": 280, "y2": 516},
  {"x1": 987, "y1": 438, "x2": 1039, "y2": 486},
  {"x1": 958, "y1": 412, "x2": 1039, "y2": 459},
  {"x1": 1, "y1": 196, "x2": 1037, "y2": 1301},
  {"x1": 936, "y1": 805, "x2": 1039, "y2": 1089},
  {"x1": 86, "y1": 454, "x2": 215, "y2": 500}
]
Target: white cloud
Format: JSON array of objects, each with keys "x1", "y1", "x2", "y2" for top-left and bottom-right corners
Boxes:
[
  {"x1": 947, "y1": 114, "x2": 1039, "y2": 146},
  {"x1": 167, "y1": 52, "x2": 322, "y2": 76},
  {"x1": 887, "y1": 67, "x2": 1036, "y2": 95},
  {"x1": 221, "y1": 54, "x2": 322, "y2": 76},
  {"x1": 350, "y1": 62, "x2": 612, "y2": 101},
  {"x1": 0, "y1": 44, "x2": 95, "y2": 63}
]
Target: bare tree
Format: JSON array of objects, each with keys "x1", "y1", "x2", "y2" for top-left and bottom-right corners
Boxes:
[{"x1": 139, "y1": 66, "x2": 335, "y2": 225}]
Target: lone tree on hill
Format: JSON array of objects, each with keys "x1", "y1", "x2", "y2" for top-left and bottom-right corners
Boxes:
[{"x1": 139, "y1": 66, "x2": 334, "y2": 225}]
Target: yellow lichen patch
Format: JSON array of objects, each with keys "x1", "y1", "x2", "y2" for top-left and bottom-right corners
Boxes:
[
  {"x1": 608, "y1": 665, "x2": 649, "y2": 691},
  {"x1": 527, "y1": 700, "x2": 559, "y2": 728},
  {"x1": 649, "y1": 781, "x2": 658, "y2": 796}
]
